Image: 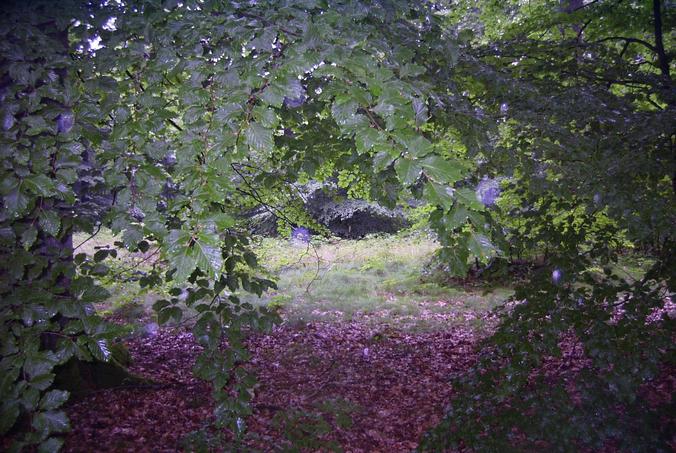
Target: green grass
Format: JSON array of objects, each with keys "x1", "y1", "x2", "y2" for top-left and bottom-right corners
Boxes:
[
  {"x1": 73, "y1": 229, "x2": 165, "y2": 327},
  {"x1": 613, "y1": 254, "x2": 655, "y2": 282},
  {"x1": 244, "y1": 233, "x2": 512, "y2": 331},
  {"x1": 74, "y1": 230, "x2": 513, "y2": 331},
  {"x1": 74, "y1": 229, "x2": 658, "y2": 334}
]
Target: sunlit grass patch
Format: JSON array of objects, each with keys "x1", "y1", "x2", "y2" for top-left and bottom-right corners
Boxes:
[
  {"x1": 77, "y1": 230, "x2": 514, "y2": 332},
  {"x1": 73, "y1": 229, "x2": 164, "y2": 326},
  {"x1": 246, "y1": 233, "x2": 512, "y2": 331}
]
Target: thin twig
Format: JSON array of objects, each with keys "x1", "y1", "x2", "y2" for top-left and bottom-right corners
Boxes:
[
  {"x1": 74, "y1": 224, "x2": 102, "y2": 250},
  {"x1": 110, "y1": 247, "x2": 161, "y2": 279},
  {"x1": 231, "y1": 163, "x2": 296, "y2": 227},
  {"x1": 304, "y1": 241, "x2": 322, "y2": 293}
]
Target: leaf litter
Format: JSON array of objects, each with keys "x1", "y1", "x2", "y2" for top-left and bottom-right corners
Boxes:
[
  {"x1": 63, "y1": 312, "x2": 482, "y2": 452},
  {"x1": 61, "y1": 305, "x2": 674, "y2": 452}
]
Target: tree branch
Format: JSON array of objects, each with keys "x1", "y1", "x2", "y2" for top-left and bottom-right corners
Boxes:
[
  {"x1": 570, "y1": 0, "x2": 602, "y2": 12},
  {"x1": 167, "y1": 117, "x2": 183, "y2": 132},
  {"x1": 230, "y1": 163, "x2": 296, "y2": 227},
  {"x1": 652, "y1": 0, "x2": 671, "y2": 82},
  {"x1": 592, "y1": 36, "x2": 657, "y2": 54}
]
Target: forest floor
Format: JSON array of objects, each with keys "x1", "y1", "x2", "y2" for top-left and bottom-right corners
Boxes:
[
  {"x1": 62, "y1": 233, "x2": 660, "y2": 451},
  {"x1": 63, "y1": 233, "x2": 511, "y2": 451},
  {"x1": 64, "y1": 313, "x2": 486, "y2": 452}
]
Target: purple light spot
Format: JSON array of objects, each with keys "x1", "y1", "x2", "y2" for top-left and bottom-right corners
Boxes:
[
  {"x1": 144, "y1": 322, "x2": 159, "y2": 337},
  {"x1": 57, "y1": 111, "x2": 74, "y2": 134},
  {"x1": 552, "y1": 268, "x2": 563, "y2": 284},
  {"x1": 2, "y1": 113, "x2": 14, "y2": 131},
  {"x1": 291, "y1": 226, "x2": 311, "y2": 244},
  {"x1": 283, "y1": 95, "x2": 306, "y2": 109},
  {"x1": 475, "y1": 177, "x2": 501, "y2": 206},
  {"x1": 283, "y1": 79, "x2": 306, "y2": 109}
]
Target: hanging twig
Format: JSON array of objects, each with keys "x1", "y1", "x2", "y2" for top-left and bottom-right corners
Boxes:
[{"x1": 74, "y1": 224, "x2": 102, "y2": 250}]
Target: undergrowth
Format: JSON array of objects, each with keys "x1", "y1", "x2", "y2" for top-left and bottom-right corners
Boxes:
[{"x1": 74, "y1": 230, "x2": 650, "y2": 333}]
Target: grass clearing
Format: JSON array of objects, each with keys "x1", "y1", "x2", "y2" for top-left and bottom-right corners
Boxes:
[
  {"x1": 75, "y1": 229, "x2": 653, "y2": 333},
  {"x1": 73, "y1": 230, "x2": 513, "y2": 331},
  {"x1": 245, "y1": 233, "x2": 512, "y2": 331},
  {"x1": 74, "y1": 230, "x2": 515, "y2": 331},
  {"x1": 73, "y1": 230, "x2": 164, "y2": 329}
]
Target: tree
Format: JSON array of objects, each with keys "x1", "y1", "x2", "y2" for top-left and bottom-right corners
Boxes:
[
  {"x1": 0, "y1": 0, "x2": 672, "y2": 451},
  {"x1": 420, "y1": 0, "x2": 675, "y2": 451},
  {"x1": 0, "y1": 0, "x2": 488, "y2": 449}
]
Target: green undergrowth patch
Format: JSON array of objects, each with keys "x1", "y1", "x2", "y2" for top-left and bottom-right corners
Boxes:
[
  {"x1": 76, "y1": 230, "x2": 514, "y2": 332},
  {"x1": 246, "y1": 233, "x2": 513, "y2": 331},
  {"x1": 73, "y1": 230, "x2": 165, "y2": 328}
]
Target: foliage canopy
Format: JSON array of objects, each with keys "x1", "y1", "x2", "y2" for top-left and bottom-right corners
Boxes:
[{"x1": 0, "y1": 0, "x2": 673, "y2": 451}]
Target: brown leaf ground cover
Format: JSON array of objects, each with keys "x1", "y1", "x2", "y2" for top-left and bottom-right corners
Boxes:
[
  {"x1": 63, "y1": 320, "x2": 480, "y2": 452},
  {"x1": 56, "y1": 235, "x2": 673, "y2": 451}
]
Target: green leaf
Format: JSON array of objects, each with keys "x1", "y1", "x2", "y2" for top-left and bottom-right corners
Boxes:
[
  {"x1": 24, "y1": 175, "x2": 56, "y2": 197},
  {"x1": 4, "y1": 186, "x2": 30, "y2": 217},
  {"x1": 137, "y1": 240, "x2": 150, "y2": 253},
  {"x1": 245, "y1": 123, "x2": 274, "y2": 152},
  {"x1": 260, "y1": 83, "x2": 286, "y2": 108},
  {"x1": 39, "y1": 390, "x2": 70, "y2": 411},
  {"x1": 400, "y1": 63, "x2": 426, "y2": 78},
  {"x1": 88, "y1": 339, "x2": 111, "y2": 362},
  {"x1": 252, "y1": 106, "x2": 279, "y2": 128},
  {"x1": 243, "y1": 251, "x2": 257, "y2": 268},
  {"x1": 93, "y1": 249, "x2": 108, "y2": 262},
  {"x1": 21, "y1": 226, "x2": 38, "y2": 249},
  {"x1": 193, "y1": 232, "x2": 223, "y2": 278},
  {"x1": 38, "y1": 437, "x2": 64, "y2": 453},
  {"x1": 372, "y1": 101, "x2": 395, "y2": 117},
  {"x1": 32, "y1": 410, "x2": 70, "y2": 437},
  {"x1": 214, "y1": 103, "x2": 243, "y2": 124},
  {"x1": 122, "y1": 227, "x2": 144, "y2": 249},
  {"x1": 29, "y1": 374, "x2": 55, "y2": 391},
  {"x1": 24, "y1": 352, "x2": 58, "y2": 379},
  {"x1": 183, "y1": 105, "x2": 204, "y2": 124},
  {"x1": 158, "y1": 306, "x2": 182, "y2": 325},
  {"x1": 412, "y1": 98, "x2": 428, "y2": 126},
  {"x1": 21, "y1": 386, "x2": 40, "y2": 411},
  {"x1": 193, "y1": 314, "x2": 220, "y2": 348},
  {"x1": 403, "y1": 135, "x2": 433, "y2": 157},
  {"x1": 152, "y1": 299, "x2": 170, "y2": 313},
  {"x1": 442, "y1": 246, "x2": 469, "y2": 276},
  {"x1": 455, "y1": 187, "x2": 484, "y2": 211},
  {"x1": 445, "y1": 206, "x2": 469, "y2": 230},
  {"x1": 79, "y1": 284, "x2": 110, "y2": 303},
  {"x1": 467, "y1": 232, "x2": 496, "y2": 260},
  {"x1": 173, "y1": 252, "x2": 197, "y2": 283},
  {"x1": 209, "y1": 213, "x2": 235, "y2": 230},
  {"x1": 0, "y1": 401, "x2": 20, "y2": 435},
  {"x1": 90, "y1": 263, "x2": 108, "y2": 276},
  {"x1": 331, "y1": 97, "x2": 359, "y2": 126},
  {"x1": 424, "y1": 182, "x2": 453, "y2": 209},
  {"x1": 39, "y1": 211, "x2": 61, "y2": 237},
  {"x1": 421, "y1": 156, "x2": 464, "y2": 184},
  {"x1": 355, "y1": 126, "x2": 383, "y2": 154},
  {"x1": 395, "y1": 158, "x2": 421, "y2": 185}
]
